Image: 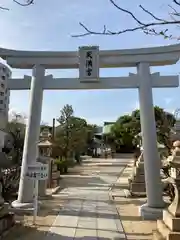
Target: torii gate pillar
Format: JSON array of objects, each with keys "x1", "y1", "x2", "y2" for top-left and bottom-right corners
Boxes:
[
  {"x1": 12, "y1": 65, "x2": 45, "y2": 208},
  {"x1": 138, "y1": 62, "x2": 164, "y2": 219}
]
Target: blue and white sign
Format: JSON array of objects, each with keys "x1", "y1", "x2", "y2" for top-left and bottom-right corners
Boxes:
[{"x1": 26, "y1": 163, "x2": 48, "y2": 180}]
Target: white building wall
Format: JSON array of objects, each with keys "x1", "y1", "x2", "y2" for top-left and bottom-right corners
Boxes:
[{"x1": 0, "y1": 63, "x2": 11, "y2": 129}]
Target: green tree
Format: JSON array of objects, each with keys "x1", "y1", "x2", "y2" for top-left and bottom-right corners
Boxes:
[
  {"x1": 56, "y1": 104, "x2": 74, "y2": 159},
  {"x1": 6, "y1": 113, "x2": 26, "y2": 164},
  {"x1": 132, "y1": 106, "x2": 175, "y2": 152},
  {"x1": 86, "y1": 124, "x2": 97, "y2": 145},
  {"x1": 108, "y1": 106, "x2": 175, "y2": 153},
  {"x1": 56, "y1": 104, "x2": 90, "y2": 159},
  {"x1": 69, "y1": 116, "x2": 88, "y2": 154},
  {"x1": 110, "y1": 117, "x2": 136, "y2": 152}
]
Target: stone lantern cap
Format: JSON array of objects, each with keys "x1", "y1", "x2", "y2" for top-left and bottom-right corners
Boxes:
[{"x1": 38, "y1": 139, "x2": 54, "y2": 147}]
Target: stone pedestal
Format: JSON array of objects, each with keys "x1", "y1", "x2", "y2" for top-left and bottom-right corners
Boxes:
[
  {"x1": 153, "y1": 179, "x2": 180, "y2": 239},
  {"x1": 153, "y1": 140, "x2": 180, "y2": 239},
  {"x1": 0, "y1": 203, "x2": 15, "y2": 236},
  {"x1": 128, "y1": 153, "x2": 146, "y2": 196},
  {"x1": 140, "y1": 203, "x2": 163, "y2": 220},
  {"x1": 49, "y1": 162, "x2": 60, "y2": 188},
  {"x1": 37, "y1": 156, "x2": 50, "y2": 198},
  {"x1": 0, "y1": 211, "x2": 15, "y2": 237}
]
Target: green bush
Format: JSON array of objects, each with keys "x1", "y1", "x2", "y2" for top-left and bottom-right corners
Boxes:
[{"x1": 54, "y1": 157, "x2": 73, "y2": 174}]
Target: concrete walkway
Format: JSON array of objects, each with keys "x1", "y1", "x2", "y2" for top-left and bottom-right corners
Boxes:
[{"x1": 45, "y1": 157, "x2": 131, "y2": 239}]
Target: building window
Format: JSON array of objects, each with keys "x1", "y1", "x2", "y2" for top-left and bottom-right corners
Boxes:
[
  {"x1": 1, "y1": 76, "x2": 5, "y2": 81},
  {"x1": 4, "y1": 104, "x2": 6, "y2": 109},
  {"x1": 0, "y1": 100, "x2": 3, "y2": 104},
  {"x1": 0, "y1": 92, "x2": 4, "y2": 96},
  {"x1": 1, "y1": 83, "x2": 4, "y2": 88},
  {"x1": 2, "y1": 67, "x2": 6, "y2": 73}
]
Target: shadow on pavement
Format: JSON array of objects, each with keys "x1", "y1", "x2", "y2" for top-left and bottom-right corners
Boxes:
[
  {"x1": 59, "y1": 176, "x2": 107, "y2": 188},
  {"x1": 114, "y1": 199, "x2": 144, "y2": 206},
  {"x1": 38, "y1": 206, "x2": 120, "y2": 220}
]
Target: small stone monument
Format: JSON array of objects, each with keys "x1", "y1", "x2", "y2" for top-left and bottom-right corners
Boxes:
[{"x1": 153, "y1": 140, "x2": 180, "y2": 239}]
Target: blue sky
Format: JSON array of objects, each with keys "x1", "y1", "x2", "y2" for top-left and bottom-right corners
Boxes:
[{"x1": 0, "y1": 0, "x2": 180, "y2": 125}]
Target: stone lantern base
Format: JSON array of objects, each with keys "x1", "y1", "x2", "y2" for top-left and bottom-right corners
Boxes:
[
  {"x1": 153, "y1": 140, "x2": 180, "y2": 239},
  {"x1": 153, "y1": 210, "x2": 180, "y2": 239},
  {"x1": 128, "y1": 153, "x2": 146, "y2": 196}
]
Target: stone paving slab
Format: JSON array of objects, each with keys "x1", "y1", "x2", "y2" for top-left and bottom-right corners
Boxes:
[
  {"x1": 45, "y1": 188, "x2": 126, "y2": 240},
  {"x1": 43, "y1": 158, "x2": 130, "y2": 239}
]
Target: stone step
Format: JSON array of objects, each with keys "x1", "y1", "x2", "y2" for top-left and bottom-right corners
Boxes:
[
  {"x1": 163, "y1": 210, "x2": 180, "y2": 232},
  {"x1": 130, "y1": 174, "x2": 145, "y2": 182},
  {"x1": 156, "y1": 219, "x2": 170, "y2": 239},
  {"x1": 152, "y1": 229, "x2": 164, "y2": 240},
  {"x1": 129, "y1": 182, "x2": 146, "y2": 193}
]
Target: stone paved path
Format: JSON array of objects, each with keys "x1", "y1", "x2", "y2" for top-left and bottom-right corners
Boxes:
[{"x1": 45, "y1": 157, "x2": 131, "y2": 239}]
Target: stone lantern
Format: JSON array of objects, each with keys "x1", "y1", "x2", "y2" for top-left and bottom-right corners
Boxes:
[
  {"x1": 38, "y1": 139, "x2": 53, "y2": 157},
  {"x1": 38, "y1": 127, "x2": 54, "y2": 157},
  {"x1": 37, "y1": 128, "x2": 55, "y2": 198},
  {"x1": 37, "y1": 127, "x2": 60, "y2": 194},
  {"x1": 129, "y1": 132, "x2": 166, "y2": 197},
  {"x1": 153, "y1": 140, "x2": 180, "y2": 239}
]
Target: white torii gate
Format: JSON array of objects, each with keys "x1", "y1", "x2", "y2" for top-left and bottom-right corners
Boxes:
[{"x1": 1, "y1": 44, "x2": 180, "y2": 220}]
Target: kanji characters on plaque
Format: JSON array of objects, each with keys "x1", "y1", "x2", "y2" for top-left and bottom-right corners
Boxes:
[{"x1": 79, "y1": 46, "x2": 99, "y2": 80}]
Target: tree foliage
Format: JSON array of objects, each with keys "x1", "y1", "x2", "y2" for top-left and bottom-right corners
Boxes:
[
  {"x1": 5, "y1": 114, "x2": 26, "y2": 164},
  {"x1": 74, "y1": 0, "x2": 180, "y2": 40},
  {"x1": 108, "y1": 106, "x2": 175, "y2": 152},
  {"x1": 56, "y1": 104, "x2": 95, "y2": 158}
]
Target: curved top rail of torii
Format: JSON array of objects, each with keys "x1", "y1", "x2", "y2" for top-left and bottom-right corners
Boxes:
[{"x1": 0, "y1": 43, "x2": 180, "y2": 69}]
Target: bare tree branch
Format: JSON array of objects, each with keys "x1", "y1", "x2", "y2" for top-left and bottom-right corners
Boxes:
[
  {"x1": 139, "y1": 5, "x2": 165, "y2": 22},
  {"x1": 13, "y1": 0, "x2": 34, "y2": 7},
  {"x1": 173, "y1": 0, "x2": 180, "y2": 6},
  {"x1": 169, "y1": 4, "x2": 180, "y2": 17},
  {"x1": 108, "y1": 0, "x2": 144, "y2": 26},
  {"x1": 72, "y1": 0, "x2": 180, "y2": 40},
  {"x1": 0, "y1": 6, "x2": 10, "y2": 11},
  {"x1": 0, "y1": 0, "x2": 34, "y2": 11}
]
